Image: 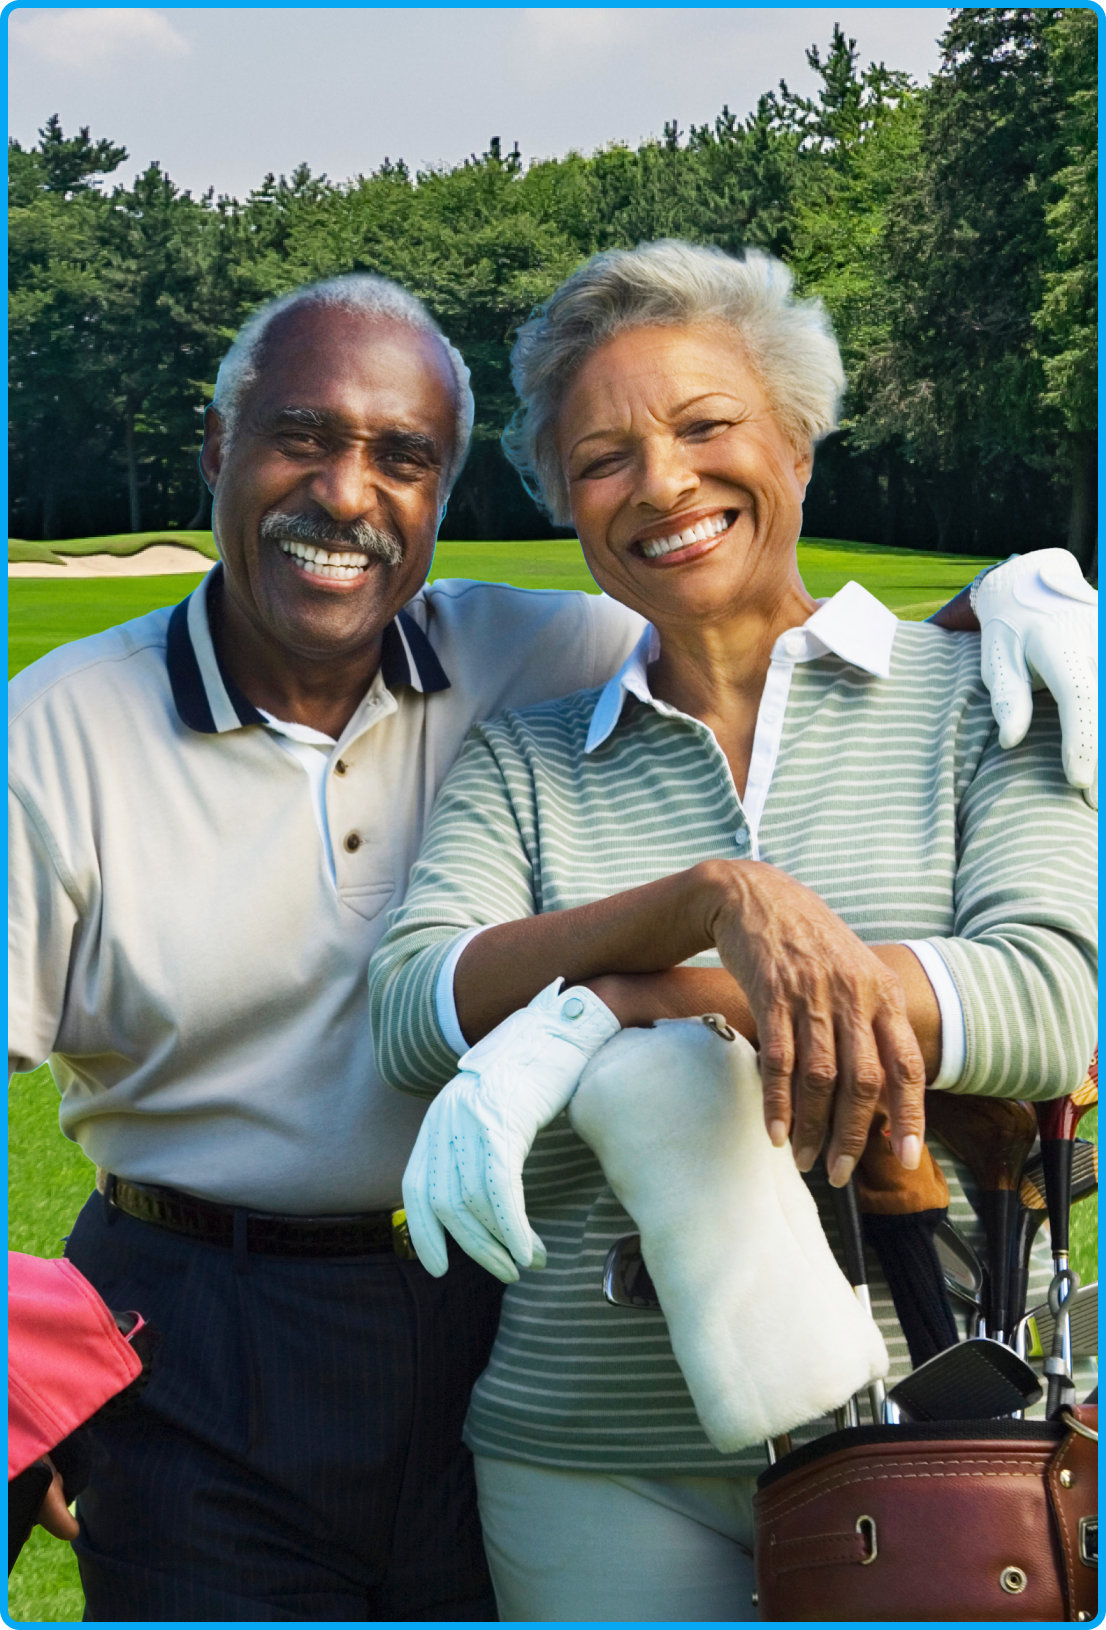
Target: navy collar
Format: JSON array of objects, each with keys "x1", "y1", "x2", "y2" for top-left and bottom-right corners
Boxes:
[{"x1": 167, "y1": 564, "x2": 450, "y2": 735}]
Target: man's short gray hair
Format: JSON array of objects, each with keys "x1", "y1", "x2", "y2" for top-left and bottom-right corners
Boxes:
[
  {"x1": 212, "y1": 274, "x2": 474, "y2": 496},
  {"x1": 502, "y1": 241, "x2": 845, "y2": 524}
]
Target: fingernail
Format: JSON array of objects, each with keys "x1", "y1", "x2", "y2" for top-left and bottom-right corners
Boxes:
[
  {"x1": 768, "y1": 1119, "x2": 789, "y2": 1148},
  {"x1": 794, "y1": 1145, "x2": 818, "y2": 1172},
  {"x1": 898, "y1": 1134, "x2": 922, "y2": 1170},
  {"x1": 829, "y1": 1155, "x2": 855, "y2": 1188}
]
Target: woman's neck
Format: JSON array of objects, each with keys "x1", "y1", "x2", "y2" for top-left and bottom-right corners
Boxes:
[{"x1": 647, "y1": 577, "x2": 817, "y2": 798}]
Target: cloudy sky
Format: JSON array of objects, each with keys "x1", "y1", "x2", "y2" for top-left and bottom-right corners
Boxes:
[{"x1": 9, "y1": 7, "x2": 952, "y2": 199}]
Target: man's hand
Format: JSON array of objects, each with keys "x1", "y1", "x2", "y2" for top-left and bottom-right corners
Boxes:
[
  {"x1": 36, "y1": 1456, "x2": 79, "y2": 1542},
  {"x1": 974, "y1": 551, "x2": 1097, "y2": 808},
  {"x1": 402, "y1": 979, "x2": 620, "y2": 1282},
  {"x1": 697, "y1": 861, "x2": 927, "y2": 1187}
]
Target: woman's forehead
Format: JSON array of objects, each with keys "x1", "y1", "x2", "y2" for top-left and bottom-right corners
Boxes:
[{"x1": 561, "y1": 323, "x2": 764, "y2": 430}]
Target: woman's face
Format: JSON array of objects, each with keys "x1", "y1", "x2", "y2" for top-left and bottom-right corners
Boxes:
[{"x1": 556, "y1": 323, "x2": 813, "y2": 627}]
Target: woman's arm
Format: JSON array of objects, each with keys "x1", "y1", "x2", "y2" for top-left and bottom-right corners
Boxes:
[{"x1": 454, "y1": 860, "x2": 932, "y2": 1183}]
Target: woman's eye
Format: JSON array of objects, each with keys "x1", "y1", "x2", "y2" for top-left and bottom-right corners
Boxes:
[
  {"x1": 576, "y1": 452, "x2": 626, "y2": 480},
  {"x1": 683, "y1": 418, "x2": 728, "y2": 440}
]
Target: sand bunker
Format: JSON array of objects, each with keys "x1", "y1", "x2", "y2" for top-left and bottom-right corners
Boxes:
[{"x1": 10, "y1": 545, "x2": 215, "y2": 579}]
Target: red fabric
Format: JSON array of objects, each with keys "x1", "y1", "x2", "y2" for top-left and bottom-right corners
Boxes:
[{"x1": 8, "y1": 1252, "x2": 142, "y2": 1479}]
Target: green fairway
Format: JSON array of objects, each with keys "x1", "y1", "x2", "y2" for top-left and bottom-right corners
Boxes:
[
  {"x1": 8, "y1": 535, "x2": 999, "y2": 678},
  {"x1": 7, "y1": 534, "x2": 1094, "y2": 1621}
]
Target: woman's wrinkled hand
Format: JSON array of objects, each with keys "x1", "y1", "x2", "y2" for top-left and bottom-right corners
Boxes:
[{"x1": 697, "y1": 859, "x2": 926, "y2": 1186}]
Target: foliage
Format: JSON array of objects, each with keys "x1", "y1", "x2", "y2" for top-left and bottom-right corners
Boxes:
[{"x1": 7, "y1": 14, "x2": 1097, "y2": 564}]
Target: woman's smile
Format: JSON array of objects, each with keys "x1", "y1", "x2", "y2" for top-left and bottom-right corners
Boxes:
[{"x1": 632, "y1": 507, "x2": 741, "y2": 565}]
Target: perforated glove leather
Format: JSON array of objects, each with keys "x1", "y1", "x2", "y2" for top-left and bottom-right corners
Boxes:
[{"x1": 402, "y1": 979, "x2": 620, "y2": 1283}]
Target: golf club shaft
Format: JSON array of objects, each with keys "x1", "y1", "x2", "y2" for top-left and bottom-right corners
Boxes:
[
  {"x1": 1036, "y1": 1066, "x2": 1097, "y2": 1372},
  {"x1": 825, "y1": 1165, "x2": 886, "y2": 1424},
  {"x1": 925, "y1": 1092, "x2": 1037, "y2": 1344}
]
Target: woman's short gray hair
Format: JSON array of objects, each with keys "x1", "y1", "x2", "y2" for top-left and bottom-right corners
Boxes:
[
  {"x1": 212, "y1": 274, "x2": 474, "y2": 496},
  {"x1": 502, "y1": 241, "x2": 845, "y2": 524}
]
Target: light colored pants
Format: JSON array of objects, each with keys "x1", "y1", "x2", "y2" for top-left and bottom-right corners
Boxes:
[{"x1": 474, "y1": 1455, "x2": 759, "y2": 1622}]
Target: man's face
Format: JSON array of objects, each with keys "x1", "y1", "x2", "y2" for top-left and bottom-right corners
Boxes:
[{"x1": 201, "y1": 306, "x2": 458, "y2": 662}]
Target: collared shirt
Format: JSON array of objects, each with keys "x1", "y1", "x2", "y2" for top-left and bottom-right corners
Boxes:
[
  {"x1": 436, "y1": 582, "x2": 964, "y2": 1081},
  {"x1": 370, "y1": 581, "x2": 1097, "y2": 1475},
  {"x1": 8, "y1": 565, "x2": 643, "y2": 1212}
]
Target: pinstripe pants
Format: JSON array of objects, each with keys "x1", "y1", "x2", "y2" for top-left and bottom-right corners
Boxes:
[{"x1": 64, "y1": 1193, "x2": 504, "y2": 1621}]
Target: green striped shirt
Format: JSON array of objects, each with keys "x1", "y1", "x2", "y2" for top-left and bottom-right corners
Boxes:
[{"x1": 370, "y1": 585, "x2": 1097, "y2": 1473}]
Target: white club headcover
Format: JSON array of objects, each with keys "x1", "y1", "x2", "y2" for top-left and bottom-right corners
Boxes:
[
  {"x1": 569, "y1": 1019, "x2": 889, "y2": 1453},
  {"x1": 973, "y1": 549, "x2": 1097, "y2": 807}
]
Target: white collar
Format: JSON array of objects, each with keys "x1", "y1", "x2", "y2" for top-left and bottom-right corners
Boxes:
[{"x1": 584, "y1": 579, "x2": 897, "y2": 753}]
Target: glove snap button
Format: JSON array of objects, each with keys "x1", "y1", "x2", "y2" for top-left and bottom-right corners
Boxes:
[{"x1": 562, "y1": 997, "x2": 586, "y2": 1019}]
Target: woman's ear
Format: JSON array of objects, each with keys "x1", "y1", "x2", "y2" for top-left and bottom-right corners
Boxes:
[{"x1": 794, "y1": 443, "x2": 815, "y2": 493}]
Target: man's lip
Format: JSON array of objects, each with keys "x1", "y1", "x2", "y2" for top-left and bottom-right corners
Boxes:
[{"x1": 275, "y1": 541, "x2": 376, "y2": 586}]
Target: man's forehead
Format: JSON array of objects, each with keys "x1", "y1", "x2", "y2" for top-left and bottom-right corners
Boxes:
[{"x1": 250, "y1": 305, "x2": 455, "y2": 416}]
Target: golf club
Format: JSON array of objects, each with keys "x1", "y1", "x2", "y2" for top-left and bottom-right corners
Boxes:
[
  {"x1": 1017, "y1": 1280, "x2": 1097, "y2": 1367},
  {"x1": 1011, "y1": 1138, "x2": 1097, "y2": 1341},
  {"x1": 1043, "y1": 1268, "x2": 1079, "y2": 1418},
  {"x1": 1033, "y1": 1056, "x2": 1098, "y2": 1375},
  {"x1": 822, "y1": 1162, "x2": 886, "y2": 1426},
  {"x1": 887, "y1": 1336, "x2": 1042, "y2": 1423},
  {"x1": 856, "y1": 1108, "x2": 959, "y2": 1368},
  {"x1": 933, "y1": 1216, "x2": 987, "y2": 1337},
  {"x1": 925, "y1": 1092, "x2": 1037, "y2": 1345}
]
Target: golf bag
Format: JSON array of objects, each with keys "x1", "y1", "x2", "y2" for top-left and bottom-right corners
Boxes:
[{"x1": 752, "y1": 1405, "x2": 1097, "y2": 1621}]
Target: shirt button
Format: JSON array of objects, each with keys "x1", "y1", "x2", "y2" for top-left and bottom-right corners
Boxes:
[
  {"x1": 784, "y1": 634, "x2": 804, "y2": 658},
  {"x1": 763, "y1": 708, "x2": 780, "y2": 724},
  {"x1": 334, "y1": 760, "x2": 348, "y2": 776},
  {"x1": 344, "y1": 832, "x2": 361, "y2": 853},
  {"x1": 562, "y1": 997, "x2": 586, "y2": 1020}
]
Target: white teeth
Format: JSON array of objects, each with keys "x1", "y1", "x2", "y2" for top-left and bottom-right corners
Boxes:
[
  {"x1": 278, "y1": 539, "x2": 369, "y2": 578},
  {"x1": 639, "y1": 513, "x2": 730, "y2": 559}
]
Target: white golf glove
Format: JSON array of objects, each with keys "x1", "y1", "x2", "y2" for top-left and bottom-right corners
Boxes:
[
  {"x1": 402, "y1": 978, "x2": 620, "y2": 1283},
  {"x1": 973, "y1": 550, "x2": 1097, "y2": 808}
]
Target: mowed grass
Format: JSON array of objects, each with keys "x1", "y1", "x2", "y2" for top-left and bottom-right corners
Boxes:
[
  {"x1": 7, "y1": 535, "x2": 1095, "y2": 1619},
  {"x1": 8, "y1": 534, "x2": 999, "y2": 678}
]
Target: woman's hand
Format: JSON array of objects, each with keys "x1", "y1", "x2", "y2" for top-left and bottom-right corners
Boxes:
[{"x1": 697, "y1": 860, "x2": 927, "y2": 1185}]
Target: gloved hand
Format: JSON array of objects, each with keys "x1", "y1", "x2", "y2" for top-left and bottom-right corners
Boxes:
[
  {"x1": 973, "y1": 550, "x2": 1097, "y2": 808},
  {"x1": 402, "y1": 978, "x2": 620, "y2": 1283}
]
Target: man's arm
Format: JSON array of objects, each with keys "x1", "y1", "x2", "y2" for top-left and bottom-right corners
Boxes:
[
  {"x1": 929, "y1": 550, "x2": 1097, "y2": 802},
  {"x1": 8, "y1": 785, "x2": 78, "y2": 1078}
]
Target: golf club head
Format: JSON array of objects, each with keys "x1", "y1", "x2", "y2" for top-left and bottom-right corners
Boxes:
[
  {"x1": 1023, "y1": 1281, "x2": 1098, "y2": 1363},
  {"x1": 888, "y1": 1337, "x2": 1042, "y2": 1423},
  {"x1": 1020, "y1": 1139, "x2": 1098, "y2": 1211},
  {"x1": 933, "y1": 1217, "x2": 984, "y2": 1309},
  {"x1": 602, "y1": 1234, "x2": 661, "y2": 1311}
]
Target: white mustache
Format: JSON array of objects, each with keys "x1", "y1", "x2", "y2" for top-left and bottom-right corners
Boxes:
[{"x1": 260, "y1": 512, "x2": 404, "y2": 566}]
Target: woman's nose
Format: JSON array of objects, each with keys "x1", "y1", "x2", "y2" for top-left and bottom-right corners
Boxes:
[{"x1": 632, "y1": 439, "x2": 699, "y2": 513}]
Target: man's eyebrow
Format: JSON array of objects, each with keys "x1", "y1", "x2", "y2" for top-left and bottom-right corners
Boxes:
[
  {"x1": 267, "y1": 406, "x2": 331, "y2": 430},
  {"x1": 377, "y1": 427, "x2": 442, "y2": 462}
]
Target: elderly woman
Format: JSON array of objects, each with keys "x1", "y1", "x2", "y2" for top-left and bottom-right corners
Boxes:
[{"x1": 369, "y1": 243, "x2": 1097, "y2": 1621}]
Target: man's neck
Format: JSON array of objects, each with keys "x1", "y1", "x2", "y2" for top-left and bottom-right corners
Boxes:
[{"x1": 210, "y1": 576, "x2": 384, "y2": 740}]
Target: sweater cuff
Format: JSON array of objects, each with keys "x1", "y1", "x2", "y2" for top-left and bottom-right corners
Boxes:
[
  {"x1": 434, "y1": 927, "x2": 488, "y2": 1057},
  {"x1": 899, "y1": 940, "x2": 967, "y2": 1090}
]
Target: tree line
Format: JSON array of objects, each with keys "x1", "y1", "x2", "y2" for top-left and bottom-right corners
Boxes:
[{"x1": 8, "y1": 9, "x2": 1096, "y2": 570}]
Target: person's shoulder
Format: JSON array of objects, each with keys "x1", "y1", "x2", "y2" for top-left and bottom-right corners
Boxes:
[
  {"x1": 8, "y1": 605, "x2": 174, "y2": 730},
  {"x1": 477, "y1": 684, "x2": 606, "y2": 760},
  {"x1": 406, "y1": 577, "x2": 644, "y2": 708},
  {"x1": 889, "y1": 618, "x2": 985, "y2": 692}
]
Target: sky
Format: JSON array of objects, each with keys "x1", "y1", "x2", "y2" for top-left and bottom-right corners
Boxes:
[{"x1": 8, "y1": 7, "x2": 953, "y2": 199}]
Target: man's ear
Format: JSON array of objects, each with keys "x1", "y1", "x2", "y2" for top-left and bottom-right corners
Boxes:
[{"x1": 199, "y1": 406, "x2": 226, "y2": 493}]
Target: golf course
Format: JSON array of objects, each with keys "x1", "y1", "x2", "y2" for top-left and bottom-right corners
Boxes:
[{"x1": 8, "y1": 535, "x2": 1098, "y2": 1621}]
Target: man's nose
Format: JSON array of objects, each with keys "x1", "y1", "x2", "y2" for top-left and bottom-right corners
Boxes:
[
  {"x1": 306, "y1": 446, "x2": 378, "y2": 524},
  {"x1": 632, "y1": 438, "x2": 699, "y2": 514}
]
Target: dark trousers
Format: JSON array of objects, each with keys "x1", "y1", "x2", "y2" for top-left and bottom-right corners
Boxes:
[{"x1": 64, "y1": 1193, "x2": 504, "y2": 1621}]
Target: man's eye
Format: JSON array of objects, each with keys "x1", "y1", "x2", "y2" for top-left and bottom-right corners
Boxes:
[{"x1": 278, "y1": 432, "x2": 323, "y2": 453}]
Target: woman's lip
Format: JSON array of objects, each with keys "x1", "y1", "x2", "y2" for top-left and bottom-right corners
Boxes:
[{"x1": 630, "y1": 511, "x2": 739, "y2": 568}]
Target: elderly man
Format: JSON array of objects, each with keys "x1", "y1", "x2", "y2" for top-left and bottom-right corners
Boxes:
[{"x1": 7, "y1": 271, "x2": 1096, "y2": 1622}]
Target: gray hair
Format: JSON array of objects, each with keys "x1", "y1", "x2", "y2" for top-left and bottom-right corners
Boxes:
[
  {"x1": 212, "y1": 274, "x2": 474, "y2": 497},
  {"x1": 502, "y1": 241, "x2": 845, "y2": 524}
]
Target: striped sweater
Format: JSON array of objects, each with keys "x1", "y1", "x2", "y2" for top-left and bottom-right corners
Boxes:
[{"x1": 370, "y1": 592, "x2": 1097, "y2": 1474}]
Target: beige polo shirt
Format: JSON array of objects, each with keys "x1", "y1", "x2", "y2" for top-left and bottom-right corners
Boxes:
[{"x1": 8, "y1": 566, "x2": 643, "y2": 1213}]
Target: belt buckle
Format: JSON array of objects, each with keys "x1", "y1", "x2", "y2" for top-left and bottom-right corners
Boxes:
[{"x1": 391, "y1": 1209, "x2": 416, "y2": 1260}]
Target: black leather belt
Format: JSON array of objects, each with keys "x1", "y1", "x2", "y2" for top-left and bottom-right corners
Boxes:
[{"x1": 104, "y1": 1175, "x2": 414, "y2": 1259}]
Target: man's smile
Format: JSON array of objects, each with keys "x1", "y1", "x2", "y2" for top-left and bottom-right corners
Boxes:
[{"x1": 277, "y1": 538, "x2": 372, "y2": 582}]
